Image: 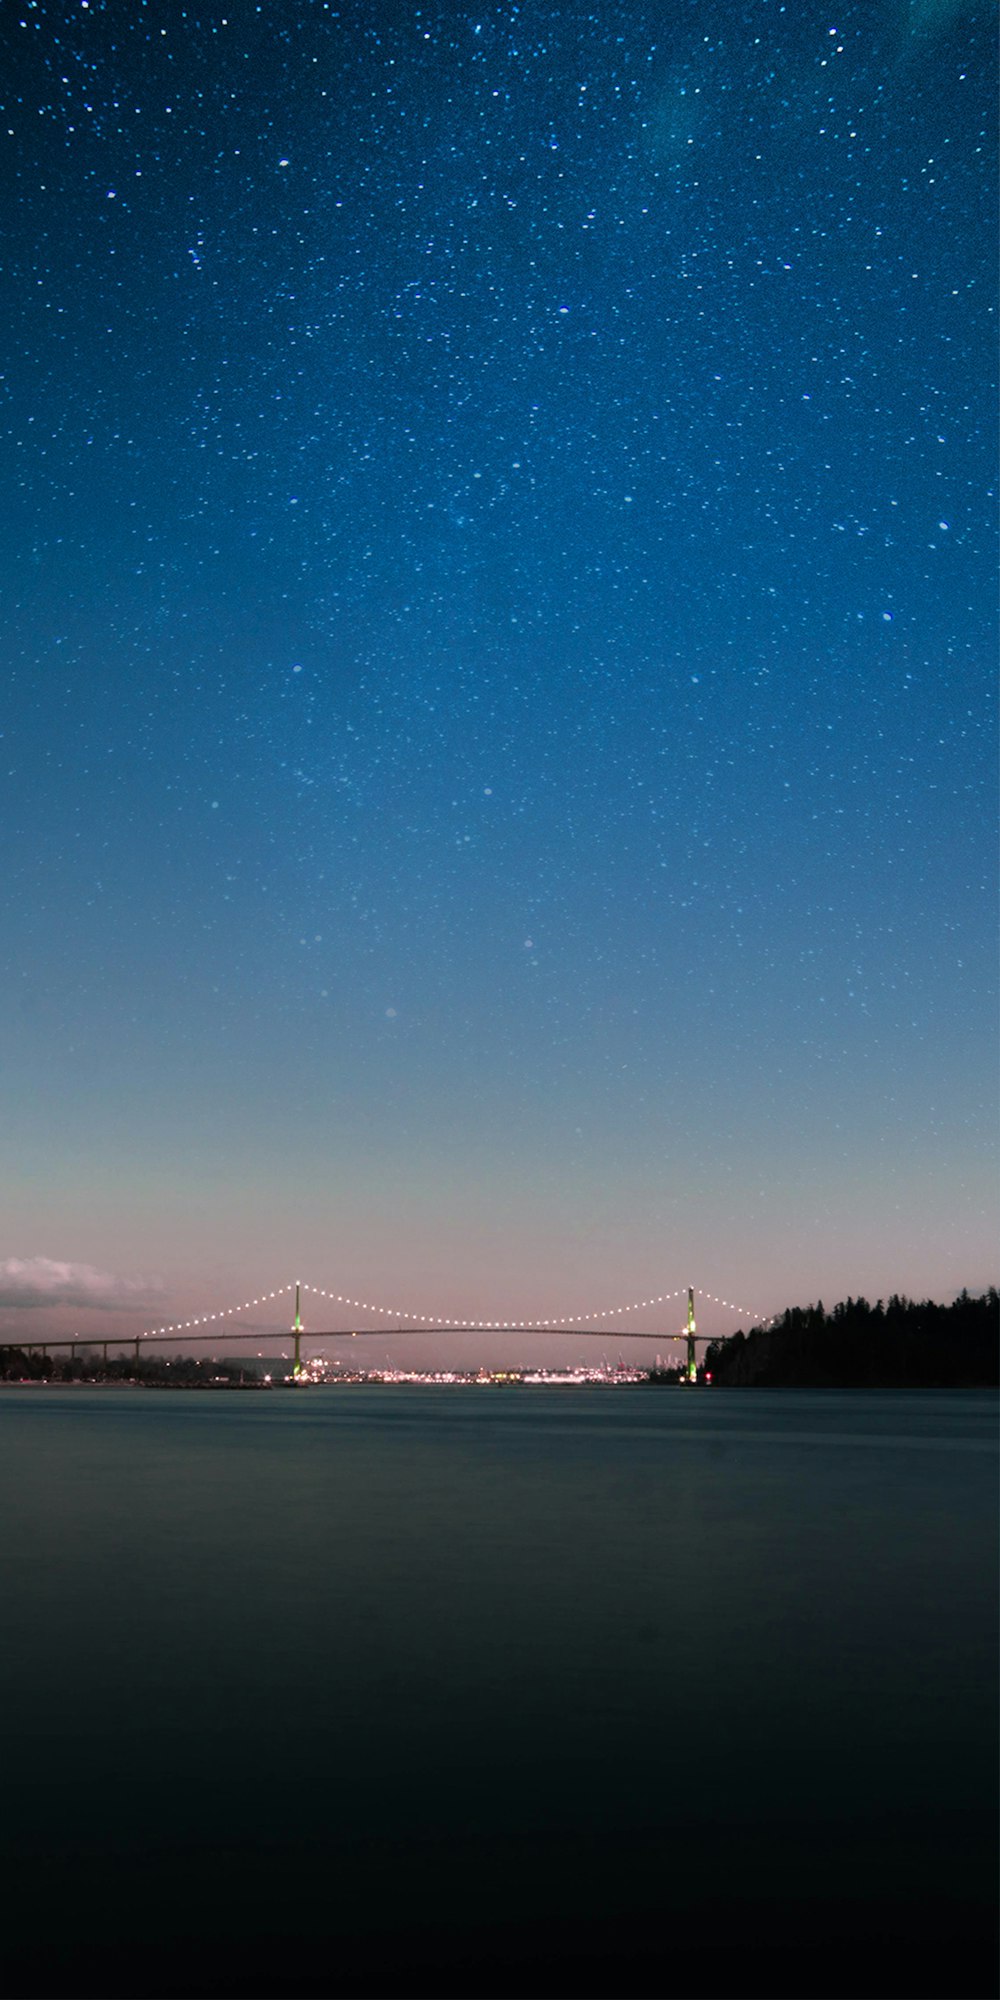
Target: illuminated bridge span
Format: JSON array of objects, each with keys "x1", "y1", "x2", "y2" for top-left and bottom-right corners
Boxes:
[{"x1": 25, "y1": 1280, "x2": 768, "y2": 1385}]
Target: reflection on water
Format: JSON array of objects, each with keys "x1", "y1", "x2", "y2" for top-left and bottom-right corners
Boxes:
[{"x1": 0, "y1": 1387, "x2": 996, "y2": 1997}]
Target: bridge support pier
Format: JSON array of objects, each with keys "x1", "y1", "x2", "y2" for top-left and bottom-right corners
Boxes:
[
  {"x1": 293, "y1": 1282, "x2": 303, "y2": 1378},
  {"x1": 686, "y1": 1287, "x2": 697, "y2": 1383}
]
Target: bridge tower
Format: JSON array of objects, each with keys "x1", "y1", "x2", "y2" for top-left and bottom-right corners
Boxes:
[
  {"x1": 686, "y1": 1286, "x2": 697, "y2": 1383},
  {"x1": 292, "y1": 1281, "x2": 303, "y2": 1378}
]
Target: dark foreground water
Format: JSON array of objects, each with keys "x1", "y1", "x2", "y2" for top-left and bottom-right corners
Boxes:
[{"x1": 0, "y1": 1387, "x2": 995, "y2": 2000}]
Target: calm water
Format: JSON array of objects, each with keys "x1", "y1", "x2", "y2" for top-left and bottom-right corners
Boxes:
[{"x1": 1, "y1": 1386, "x2": 995, "y2": 1998}]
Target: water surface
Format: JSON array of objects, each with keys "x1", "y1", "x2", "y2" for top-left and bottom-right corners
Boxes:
[{"x1": 1, "y1": 1386, "x2": 995, "y2": 1997}]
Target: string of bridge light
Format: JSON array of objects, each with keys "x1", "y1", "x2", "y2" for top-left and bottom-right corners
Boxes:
[
  {"x1": 143, "y1": 1282, "x2": 763, "y2": 1337},
  {"x1": 144, "y1": 1286, "x2": 296, "y2": 1338},
  {"x1": 300, "y1": 1282, "x2": 693, "y2": 1329},
  {"x1": 301, "y1": 1283, "x2": 763, "y2": 1326}
]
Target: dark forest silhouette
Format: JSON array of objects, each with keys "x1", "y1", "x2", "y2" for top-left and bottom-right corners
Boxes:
[
  {"x1": 702, "y1": 1289, "x2": 998, "y2": 1388},
  {"x1": 0, "y1": 1350, "x2": 261, "y2": 1387}
]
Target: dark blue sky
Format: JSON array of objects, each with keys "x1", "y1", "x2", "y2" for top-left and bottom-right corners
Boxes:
[{"x1": 2, "y1": 0, "x2": 995, "y2": 1352}]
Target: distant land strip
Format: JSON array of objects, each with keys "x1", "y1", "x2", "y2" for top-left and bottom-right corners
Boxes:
[{"x1": 0, "y1": 1290, "x2": 996, "y2": 1389}]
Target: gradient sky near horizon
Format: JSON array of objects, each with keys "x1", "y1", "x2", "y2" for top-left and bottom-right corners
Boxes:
[{"x1": 2, "y1": 0, "x2": 996, "y2": 1359}]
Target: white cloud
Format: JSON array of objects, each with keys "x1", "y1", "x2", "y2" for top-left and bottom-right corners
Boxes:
[{"x1": 0, "y1": 1258, "x2": 161, "y2": 1312}]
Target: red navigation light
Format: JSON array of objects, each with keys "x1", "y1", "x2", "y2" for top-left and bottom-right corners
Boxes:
[{"x1": 705, "y1": 1371, "x2": 713, "y2": 1384}]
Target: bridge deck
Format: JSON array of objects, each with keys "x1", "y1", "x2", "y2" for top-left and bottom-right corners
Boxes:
[{"x1": 20, "y1": 1325, "x2": 718, "y2": 1352}]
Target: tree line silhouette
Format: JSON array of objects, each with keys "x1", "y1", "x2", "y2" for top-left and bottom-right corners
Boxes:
[
  {"x1": 0, "y1": 1349, "x2": 263, "y2": 1387},
  {"x1": 703, "y1": 1289, "x2": 998, "y2": 1388}
]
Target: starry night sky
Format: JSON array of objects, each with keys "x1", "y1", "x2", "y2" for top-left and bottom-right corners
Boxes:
[{"x1": 2, "y1": 0, "x2": 996, "y2": 1353}]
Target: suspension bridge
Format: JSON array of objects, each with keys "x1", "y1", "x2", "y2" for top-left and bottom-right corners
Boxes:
[{"x1": 17, "y1": 1280, "x2": 766, "y2": 1384}]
